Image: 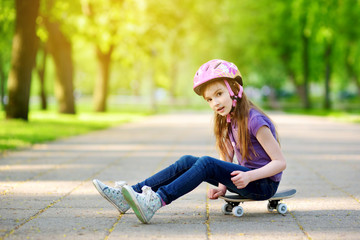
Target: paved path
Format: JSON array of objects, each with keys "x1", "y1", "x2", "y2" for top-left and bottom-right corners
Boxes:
[{"x1": 0, "y1": 112, "x2": 359, "y2": 240}]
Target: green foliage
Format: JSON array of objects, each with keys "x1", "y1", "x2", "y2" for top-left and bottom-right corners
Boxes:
[
  {"x1": 0, "y1": 0, "x2": 15, "y2": 93},
  {"x1": 2, "y1": 0, "x2": 360, "y2": 113}
]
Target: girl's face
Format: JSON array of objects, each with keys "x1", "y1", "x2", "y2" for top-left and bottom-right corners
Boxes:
[{"x1": 203, "y1": 81, "x2": 233, "y2": 116}]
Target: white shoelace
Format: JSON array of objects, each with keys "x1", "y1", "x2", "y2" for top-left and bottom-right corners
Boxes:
[{"x1": 141, "y1": 186, "x2": 158, "y2": 207}]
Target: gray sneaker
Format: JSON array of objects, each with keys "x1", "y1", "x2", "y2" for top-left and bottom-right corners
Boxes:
[
  {"x1": 93, "y1": 179, "x2": 130, "y2": 213},
  {"x1": 122, "y1": 185, "x2": 162, "y2": 224}
]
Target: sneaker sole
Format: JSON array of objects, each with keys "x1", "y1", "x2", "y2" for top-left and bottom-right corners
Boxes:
[
  {"x1": 122, "y1": 185, "x2": 148, "y2": 224},
  {"x1": 92, "y1": 179, "x2": 126, "y2": 214}
]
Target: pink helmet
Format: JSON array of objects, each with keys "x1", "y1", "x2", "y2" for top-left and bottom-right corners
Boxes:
[
  {"x1": 193, "y1": 59, "x2": 243, "y2": 122},
  {"x1": 193, "y1": 59, "x2": 242, "y2": 95}
]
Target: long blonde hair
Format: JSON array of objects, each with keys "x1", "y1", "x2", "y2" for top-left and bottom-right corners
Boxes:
[{"x1": 202, "y1": 79, "x2": 279, "y2": 162}]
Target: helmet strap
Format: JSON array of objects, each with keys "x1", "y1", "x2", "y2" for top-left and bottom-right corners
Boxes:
[{"x1": 224, "y1": 80, "x2": 243, "y2": 123}]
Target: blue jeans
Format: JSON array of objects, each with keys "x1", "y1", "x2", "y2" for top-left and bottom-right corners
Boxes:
[{"x1": 132, "y1": 155, "x2": 279, "y2": 205}]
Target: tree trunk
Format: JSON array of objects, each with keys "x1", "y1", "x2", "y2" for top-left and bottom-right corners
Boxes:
[
  {"x1": 36, "y1": 41, "x2": 48, "y2": 110},
  {"x1": 290, "y1": 59, "x2": 310, "y2": 109},
  {"x1": 345, "y1": 49, "x2": 360, "y2": 97},
  {"x1": 324, "y1": 44, "x2": 332, "y2": 109},
  {"x1": 301, "y1": 33, "x2": 311, "y2": 109},
  {"x1": 44, "y1": 17, "x2": 75, "y2": 114},
  {"x1": 6, "y1": 0, "x2": 39, "y2": 120},
  {"x1": 93, "y1": 45, "x2": 113, "y2": 112},
  {"x1": 299, "y1": 2, "x2": 312, "y2": 110}
]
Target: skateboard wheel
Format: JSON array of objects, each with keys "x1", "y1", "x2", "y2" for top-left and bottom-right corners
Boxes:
[
  {"x1": 277, "y1": 203, "x2": 287, "y2": 215},
  {"x1": 221, "y1": 203, "x2": 233, "y2": 215},
  {"x1": 232, "y1": 206, "x2": 244, "y2": 217},
  {"x1": 267, "y1": 202, "x2": 275, "y2": 212}
]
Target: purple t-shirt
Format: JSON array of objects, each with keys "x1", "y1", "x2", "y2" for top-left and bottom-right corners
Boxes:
[{"x1": 228, "y1": 108, "x2": 282, "y2": 182}]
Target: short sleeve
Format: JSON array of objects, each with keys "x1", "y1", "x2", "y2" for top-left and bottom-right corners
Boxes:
[{"x1": 249, "y1": 115, "x2": 270, "y2": 137}]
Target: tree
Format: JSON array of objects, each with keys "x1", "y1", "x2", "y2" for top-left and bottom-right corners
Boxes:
[
  {"x1": 80, "y1": 0, "x2": 129, "y2": 112},
  {"x1": 43, "y1": 16, "x2": 76, "y2": 114},
  {"x1": 218, "y1": 1, "x2": 290, "y2": 108},
  {"x1": 299, "y1": 0, "x2": 312, "y2": 109},
  {"x1": 35, "y1": 39, "x2": 48, "y2": 110},
  {"x1": 42, "y1": 0, "x2": 76, "y2": 114},
  {"x1": 6, "y1": 0, "x2": 39, "y2": 120},
  {"x1": 311, "y1": 0, "x2": 338, "y2": 110},
  {"x1": 274, "y1": 0, "x2": 312, "y2": 108}
]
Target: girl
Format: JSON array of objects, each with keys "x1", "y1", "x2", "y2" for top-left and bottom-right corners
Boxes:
[{"x1": 93, "y1": 59, "x2": 286, "y2": 224}]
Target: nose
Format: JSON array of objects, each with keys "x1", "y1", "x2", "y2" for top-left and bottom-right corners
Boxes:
[{"x1": 213, "y1": 98, "x2": 220, "y2": 106}]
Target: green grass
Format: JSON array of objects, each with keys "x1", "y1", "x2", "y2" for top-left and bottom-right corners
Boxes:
[{"x1": 0, "y1": 109, "x2": 148, "y2": 152}]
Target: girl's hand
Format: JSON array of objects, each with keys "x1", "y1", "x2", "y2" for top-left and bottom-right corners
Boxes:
[
  {"x1": 207, "y1": 188, "x2": 226, "y2": 199},
  {"x1": 231, "y1": 171, "x2": 251, "y2": 189}
]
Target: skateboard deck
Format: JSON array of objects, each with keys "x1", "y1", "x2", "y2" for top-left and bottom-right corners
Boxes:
[{"x1": 219, "y1": 189, "x2": 296, "y2": 217}]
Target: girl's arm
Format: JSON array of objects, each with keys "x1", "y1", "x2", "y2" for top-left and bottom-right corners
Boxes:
[{"x1": 230, "y1": 126, "x2": 286, "y2": 189}]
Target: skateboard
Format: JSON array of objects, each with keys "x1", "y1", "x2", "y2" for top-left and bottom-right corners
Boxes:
[{"x1": 219, "y1": 189, "x2": 296, "y2": 217}]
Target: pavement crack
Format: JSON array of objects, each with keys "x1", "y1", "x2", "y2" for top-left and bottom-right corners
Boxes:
[
  {"x1": 295, "y1": 157, "x2": 360, "y2": 204},
  {"x1": 205, "y1": 185, "x2": 211, "y2": 240},
  {"x1": 1, "y1": 185, "x2": 77, "y2": 239},
  {"x1": 313, "y1": 171, "x2": 360, "y2": 204},
  {"x1": 289, "y1": 211, "x2": 312, "y2": 240},
  {"x1": 104, "y1": 214, "x2": 123, "y2": 240},
  {"x1": 0, "y1": 150, "x2": 137, "y2": 240}
]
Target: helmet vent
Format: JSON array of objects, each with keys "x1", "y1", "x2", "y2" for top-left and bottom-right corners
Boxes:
[{"x1": 214, "y1": 62, "x2": 221, "y2": 69}]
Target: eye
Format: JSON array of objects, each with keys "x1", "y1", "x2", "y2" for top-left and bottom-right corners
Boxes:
[
  {"x1": 216, "y1": 91, "x2": 222, "y2": 97},
  {"x1": 206, "y1": 98, "x2": 212, "y2": 103}
]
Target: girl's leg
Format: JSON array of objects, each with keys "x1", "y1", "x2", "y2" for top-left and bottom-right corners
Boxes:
[
  {"x1": 131, "y1": 155, "x2": 199, "y2": 193},
  {"x1": 122, "y1": 155, "x2": 279, "y2": 223},
  {"x1": 121, "y1": 155, "x2": 200, "y2": 223},
  {"x1": 157, "y1": 156, "x2": 279, "y2": 204},
  {"x1": 93, "y1": 155, "x2": 199, "y2": 217}
]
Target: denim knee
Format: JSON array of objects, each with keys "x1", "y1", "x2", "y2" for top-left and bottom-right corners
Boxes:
[
  {"x1": 175, "y1": 155, "x2": 198, "y2": 169},
  {"x1": 193, "y1": 156, "x2": 215, "y2": 176}
]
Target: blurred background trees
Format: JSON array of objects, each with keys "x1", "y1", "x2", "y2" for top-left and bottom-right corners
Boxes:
[
  {"x1": 5, "y1": 0, "x2": 39, "y2": 120},
  {"x1": 1, "y1": 0, "x2": 359, "y2": 120}
]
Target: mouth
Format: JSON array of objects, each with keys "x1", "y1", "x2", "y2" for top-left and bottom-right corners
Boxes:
[{"x1": 217, "y1": 107, "x2": 225, "y2": 113}]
